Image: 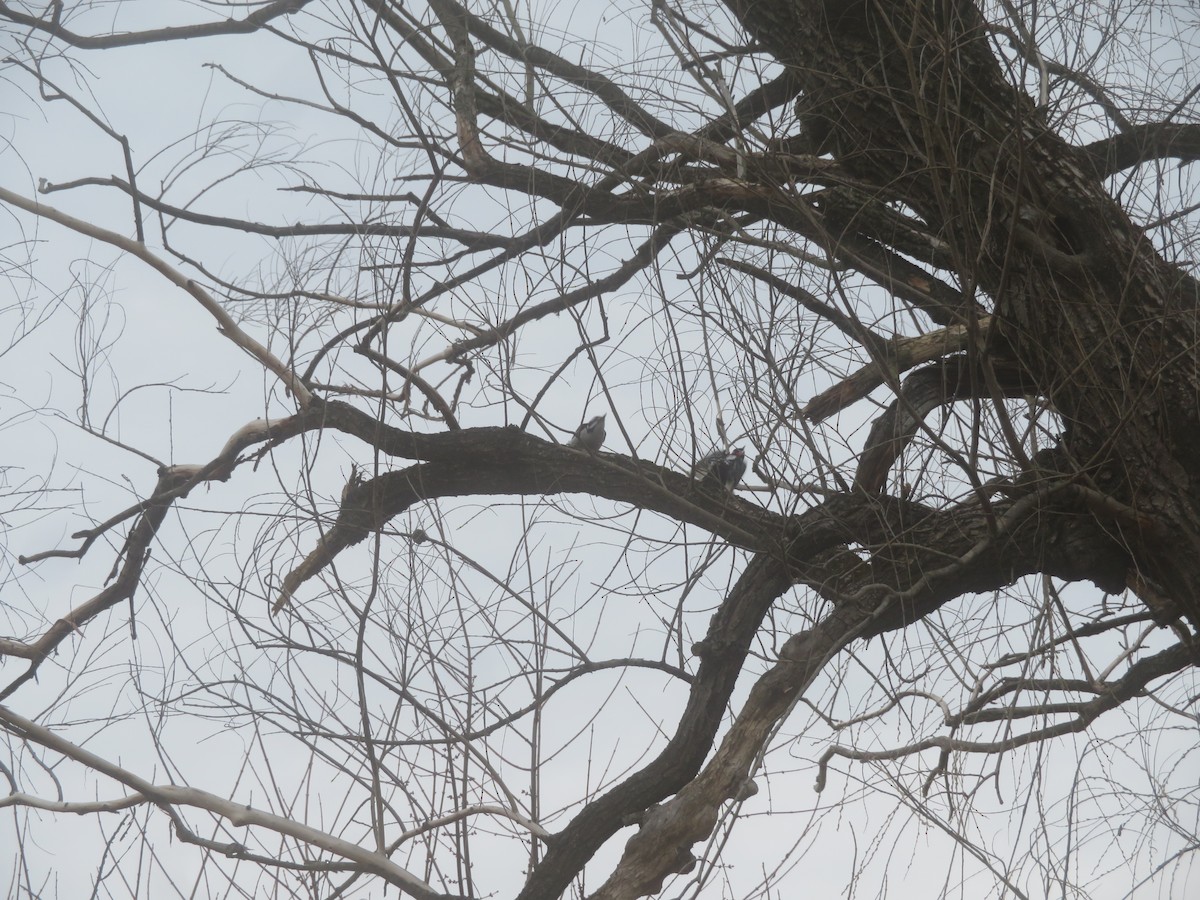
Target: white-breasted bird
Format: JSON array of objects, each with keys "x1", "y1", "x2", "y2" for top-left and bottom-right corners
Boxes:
[
  {"x1": 693, "y1": 447, "x2": 747, "y2": 491},
  {"x1": 568, "y1": 414, "x2": 606, "y2": 451}
]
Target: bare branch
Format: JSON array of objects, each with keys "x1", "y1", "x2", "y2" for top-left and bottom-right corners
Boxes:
[
  {"x1": 0, "y1": 704, "x2": 458, "y2": 900},
  {"x1": 0, "y1": 0, "x2": 314, "y2": 49},
  {"x1": 816, "y1": 640, "x2": 1200, "y2": 789},
  {"x1": 1082, "y1": 122, "x2": 1200, "y2": 178},
  {"x1": 0, "y1": 186, "x2": 312, "y2": 405}
]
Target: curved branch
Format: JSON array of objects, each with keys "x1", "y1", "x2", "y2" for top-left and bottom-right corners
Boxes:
[
  {"x1": 1081, "y1": 122, "x2": 1200, "y2": 179},
  {"x1": 588, "y1": 589, "x2": 887, "y2": 900},
  {"x1": 4, "y1": 415, "x2": 307, "y2": 696},
  {"x1": 272, "y1": 438, "x2": 780, "y2": 612},
  {"x1": 853, "y1": 356, "x2": 1032, "y2": 494},
  {"x1": 582, "y1": 487, "x2": 1137, "y2": 899},
  {"x1": 392, "y1": 803, "x2": 552, "y2": 846},
  {"x1": 355, "y1": 347, "x2": 461, "y2": 429},
  {"x1": 17, "y1": 415, "x2": 306, "y2": 565},
  {"x1": 302, "y1": 398, "x2": 1132, "y2": 607},
  {"x1": 803, "y1": 317, "x2": 993, "y2": 423},
  {"x1": 0, "y1": 0, "x2": 313, "y2": 49}
]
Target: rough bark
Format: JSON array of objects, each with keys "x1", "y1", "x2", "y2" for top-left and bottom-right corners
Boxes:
[{"x1": 722, "y1": 0, "x2": 1200, "y2": 628}]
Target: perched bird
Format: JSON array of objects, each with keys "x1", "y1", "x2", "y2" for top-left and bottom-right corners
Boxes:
[
  {"x1": 693, "y1": 447, "x2": 747, "y2": 491},
  {"x1": 568, "y1": 414, "x2": 606, "y2": 451}
]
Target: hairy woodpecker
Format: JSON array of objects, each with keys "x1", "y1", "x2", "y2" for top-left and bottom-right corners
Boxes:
[
  {"x1": 568, "y1": 414, "x2": 606, "y2": 451},
  {"x1": 693, "y1": 447, "x2": 747, "y2": 491}
]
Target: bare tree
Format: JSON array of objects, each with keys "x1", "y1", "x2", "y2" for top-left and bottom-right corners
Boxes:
[{"x1": 2, "y1": 1, "x2": 1198, "y2": 898}]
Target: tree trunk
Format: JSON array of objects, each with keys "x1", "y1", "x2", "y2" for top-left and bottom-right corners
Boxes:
[{"x1": 723, "y1": 0, "x2": 1200, "y2": 626}]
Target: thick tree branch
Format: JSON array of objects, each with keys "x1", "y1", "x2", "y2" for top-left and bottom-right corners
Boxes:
[
  {"x1": 1082, "y1": 122, "x2": 1200, "y2": 179},
  {"x1": 803, "y1": 317, "x2": 993, "y2": 422},
  {"x1": 853, "y1": 356, "x2": 1032, "y2": 494},
  {"x1": 272, "y1": 440, "x2": 784, "y2": 612},
  {"x1": 516, "y1": 553, "x2": 795, "y2": 900},
  {"x1": 587, "y1": 589, "x2": 892, "y2": 900},
  {"x1": 268, "y1": 398, "x2": 1132, "y2": 614},
  {"x1": 583, "y1": 485, "x2": 1136, "y2": 899}
]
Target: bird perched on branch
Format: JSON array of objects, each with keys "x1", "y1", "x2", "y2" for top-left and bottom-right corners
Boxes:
[
  {"x1": 568, "y1": 414, "x2": 606, "y2": 451},
  {"x1": 693, "y1": 447, "x2": 747, "y2": 491}
]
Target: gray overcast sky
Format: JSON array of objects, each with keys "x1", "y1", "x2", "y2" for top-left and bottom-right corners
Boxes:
[{"x1": 2, "y1": 2, "x2": 1197, "y2": 898}]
